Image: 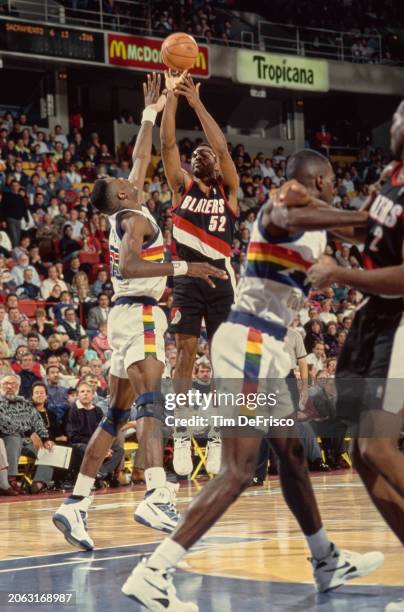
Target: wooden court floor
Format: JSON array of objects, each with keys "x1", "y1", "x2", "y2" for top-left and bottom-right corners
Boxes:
[{"x1": 0, "y1": 472, "x2": 403, "y2": 611}]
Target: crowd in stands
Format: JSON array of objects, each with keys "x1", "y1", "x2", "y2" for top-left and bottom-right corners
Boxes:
[
  {"x1": 0, "y1": 107, "x2": 392, "y2": 495},
  {"x1": 57, "y1": 0, "x2": 403, "y2": 62}
]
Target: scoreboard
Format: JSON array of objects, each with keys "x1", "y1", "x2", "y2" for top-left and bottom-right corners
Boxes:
[{"x1": 0, "y1": 20, "x2": 105, "y2": 63}]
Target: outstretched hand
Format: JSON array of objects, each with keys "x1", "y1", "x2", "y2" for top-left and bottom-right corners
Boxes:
[
  {"x1": 164, "y1": 69, "x2": 186, "y2": 92},
  {"x1": 143, "y1": 72, "x2": 166, "y2": 112},
  {"x1": 174, "y1": 73, "x2": 201, "y2": 108}
]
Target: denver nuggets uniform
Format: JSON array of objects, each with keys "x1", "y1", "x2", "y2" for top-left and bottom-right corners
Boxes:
[
  {"x1": 211, "y1": 206, "x2": 326, "y2": 424},
  {"x1": 170, "y1": 178, "x2": 237, "y2": 338},
  {"x1": 336, "y1": 162, "x2": 404, "y2": 422},
  {"x1": 107, "y1": 206, "x2": 168, "y2": 377}
]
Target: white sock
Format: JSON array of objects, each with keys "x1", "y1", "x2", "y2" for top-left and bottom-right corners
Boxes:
[
  {"x1": 148, "y1": 538, "x2": 186, "y2": 570},
  {"x1": 0, "y1": 468, "x2": 9, "y2": 489},
  {"x1": 72, "y1": 473, "x2": 95, "y2": 498},
  {"x1": 305, "y1": 528, "x2": 332, "y2": 560},
  {"x1": 145, "y1": 467, "x2": 166, "y2": 491}
]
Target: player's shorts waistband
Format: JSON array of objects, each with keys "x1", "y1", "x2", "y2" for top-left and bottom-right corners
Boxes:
[
  {"x1": 227, "y1": 310, "x2": 287, "y2": 340},
  {"x1": 113, "y1": 296, "x2": 158, "y2": 307}
]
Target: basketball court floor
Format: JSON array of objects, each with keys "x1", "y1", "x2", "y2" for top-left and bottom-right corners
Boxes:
[{"x1": 1, "y1": 472, "x2": 402, "y2": 611}]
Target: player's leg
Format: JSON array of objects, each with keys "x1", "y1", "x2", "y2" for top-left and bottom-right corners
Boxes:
[
  {"x1": 121, "y1": 433, "x2": 261, "y2": 609},
  {"x1": 271, "y1": 428, "x2": 384, "y2": 592},
  {"x1": 202, "y1": 298, "x2": 233, "y2": 477},
  {"x1": 128, "y1": 355, "x2": 179, "y2": 533},
  {"x1": 352, "y1": 438, "x2": 404, "y2": 543},
  {"x1": 53, "y1": 374, "x2": 134, "y2": 550},
  {"x1": 170, "y1": 277, "x2": 205, "y2": 476},
  {"x1": 357, "y1": 412, "x2": 404, "y2": 498}
]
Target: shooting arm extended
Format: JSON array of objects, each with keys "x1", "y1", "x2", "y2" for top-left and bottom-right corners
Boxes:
[
  {"x1": 160, "y1": 91, "x2": 185, "y2": 193},
  {"x1": 175, "y1": 76, "x2": 239, "y2": 211}
]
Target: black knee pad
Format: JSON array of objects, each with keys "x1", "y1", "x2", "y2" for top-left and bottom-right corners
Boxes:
[
  {"x1": 135, "y1": 392, "x2": 165, "y2": 422},
  {"x1": 100, "y1": 408, "x2": 131, "y2": 437}
]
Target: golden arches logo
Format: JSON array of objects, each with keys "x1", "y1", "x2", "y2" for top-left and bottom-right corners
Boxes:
[
  {"x1": 110, "y1": 40, "x2": 127, "y2": 60},
  {"x1": 194, "y1": 51, "x2": 206, "y2": 70}
]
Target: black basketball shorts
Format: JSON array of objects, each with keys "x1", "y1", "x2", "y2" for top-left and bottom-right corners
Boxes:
[
  {"x1": 336, "y1": 297, "x2": 404, "y2": 424},
  {"x1": 169, "y1": 274, "x2": 234, "y2": 340}
]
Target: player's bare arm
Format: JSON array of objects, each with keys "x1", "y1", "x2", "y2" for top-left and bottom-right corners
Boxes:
[
  {"x1": 128, "y1": 73, "x2": 166, "y2": 192},
  {"x1": 261, "y1": 179, "x2": 369, "y2": 235},
  {"x1": 160, "y1": 71, "x2": 191, "y2": 198},
  {"x1": 308, "y1": 239, "x2": 404, "y2": 294},
  {"x1": 175, "y1": 74, "x2": 239, "y2": 213},
  {"x1": 119, "y1": 213, "x2": 227, "y2": 287}
]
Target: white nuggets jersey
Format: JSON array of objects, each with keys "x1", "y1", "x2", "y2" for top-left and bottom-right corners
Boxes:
[
  {"x1": 234, "y1": 209, "x2": 326, "y2": 326},
  {"x1": 109, "y1": 206, "x2": 166, "y2": 302}
]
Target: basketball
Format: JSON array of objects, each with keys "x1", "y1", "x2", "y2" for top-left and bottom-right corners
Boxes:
[{"x1": 161, "y1": 32, "x2": 199, "y2": 71}]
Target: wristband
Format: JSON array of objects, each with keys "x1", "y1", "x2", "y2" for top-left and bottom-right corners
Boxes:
[
  {"x1": 141, "y1": 108, "x2": 158, "y2": 125},
  {"x1": 172, "y1": 261, "x2": 188, "y2": 276}
]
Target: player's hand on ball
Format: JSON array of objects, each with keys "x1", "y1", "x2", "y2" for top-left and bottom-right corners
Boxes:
[
  {"x1": 143, "y1": 72, "x2": 166, "y2": 113},
  {"x1": 174, "y1": 74, "x2": 201, "y2": 108},
  {"x1": 307, "y1": 255, "x2": 337, "y2": 288},
  {"x1": 187, "y1": 262, "x2": 228, "y2": 288},
  {"x1": 164, "y1": 69, "x2": 186, "y2": 92}
]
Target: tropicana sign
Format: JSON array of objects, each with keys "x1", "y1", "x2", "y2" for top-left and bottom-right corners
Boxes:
[
  {"x1": 236, "y1": 49, "x2": 329, "y2": 92},
  {"x1": 107, "y1": 33, "x2": 210, "y2": 78}
]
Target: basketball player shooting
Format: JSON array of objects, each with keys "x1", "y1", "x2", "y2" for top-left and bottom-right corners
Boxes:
[
  {"x1": 52, "y1": 74, "x2": 226, "y2": 550},
  {"x1": 122, "y1": 150, "x2": 384, "y2": 611},
  {"x1": 160, "y1": 71, "x2": 239, "y2": 475},
  {"x1": 308, "y1": 100, "x2": 404, "y2": 546}
]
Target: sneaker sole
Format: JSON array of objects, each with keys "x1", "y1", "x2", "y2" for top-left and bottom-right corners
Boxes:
[
  {"x1": 343, "y1": 554, "x2": 385, "y2": 581},
  {"x1": 318, "y1": 553, "x2": 385, "y2": 593},
  {"x1": 133, "y1": 512, "x2": 175, "y2": 534},
  {"x1": 52, "y1": 514, "x2": 94, "y2": 551}
]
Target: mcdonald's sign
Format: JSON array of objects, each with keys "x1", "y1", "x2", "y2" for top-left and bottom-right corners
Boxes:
[{"x1": 107, "y1": 33, "x2": 210, "y2": 78}]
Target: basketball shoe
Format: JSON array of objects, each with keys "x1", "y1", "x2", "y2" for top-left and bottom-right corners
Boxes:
[
  {"x1": 205, "y1": 433, "x2": 222, "y2": 475},
  {"x1": 312, "y1": 543, "x2": 384, "y2": 592},
  {"x1": 122, "y1": 558, "x2": 198, "y2": 611},
  {"x1": 173, "y1": 433, "x2": 193, "y2": 476},
  {"x1": 52, "y1": 496, "x2": 94, "y2": 551},
  {"x1": 385, "y1": 601, "x2": 404, "y2": 611},
  {"x1": 134, "y1": 484, "x2": 180, "y2": 533}
]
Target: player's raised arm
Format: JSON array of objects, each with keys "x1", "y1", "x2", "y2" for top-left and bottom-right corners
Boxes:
[
  {"x1": 308, "y1": 239, "x2": 404, "y2": 295},
  {"x1": 128, "y1": 73, "x2": 166, "y2": 193},
  {"x1": 119, "y1": 213, "x2": 227, "y2": 287},
  {"x1": 175, "y1": 74, "x2": 239, "y2": 213},
  {"x1": 160, "y1": 71, "x2": 188, "y2": 194}
]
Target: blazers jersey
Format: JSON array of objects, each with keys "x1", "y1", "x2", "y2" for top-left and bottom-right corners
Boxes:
[{"x1": 172, "y1": 178, "x2": 237, "y2": 263}]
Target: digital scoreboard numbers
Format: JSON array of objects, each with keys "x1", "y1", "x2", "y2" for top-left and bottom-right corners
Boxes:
[{"x1": 0, "y1": 20, "x2": 105, "y2": 63}]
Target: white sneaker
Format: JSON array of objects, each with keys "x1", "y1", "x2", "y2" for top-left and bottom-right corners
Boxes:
[
  {"x1": 122, "y1": 558, "x2": 198, "y2": 611},
  {"x1": 312, "y1": 543, "x2": 384, "y2": 592},
  {"x1": 173, "y1": 435, "x2": 193, "y2": 476},
  {"x1": 52, "y1": 496, "x2": 94, "y2": 551},
  {"x1": 165, "y1": 481, "x2": 180, "y2": 505},
  {"x1": 386, "y1": 601, "x2": 404, "y2": 611},
  {"x1": 206, "y1": 435, "x2": 222, "y2": 475},
  {"x1": 134, "y1": 487, "x2": 179, "y2": 533}
]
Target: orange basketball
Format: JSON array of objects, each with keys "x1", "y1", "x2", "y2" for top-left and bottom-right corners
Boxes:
[{"x1": 161, "y1": 32, "x2": 199, "y2": 71}]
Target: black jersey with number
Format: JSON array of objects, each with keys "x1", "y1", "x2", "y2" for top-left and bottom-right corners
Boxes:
[
  {"x1": 172, "y1": 178, "x2": 237, "y2": 263},
  {"x1": 362, "y1": 162, "x2": 404, "y2": 310},
  {"x1": 363, "y1": 162, "x2": 404, "y2": 269}
]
